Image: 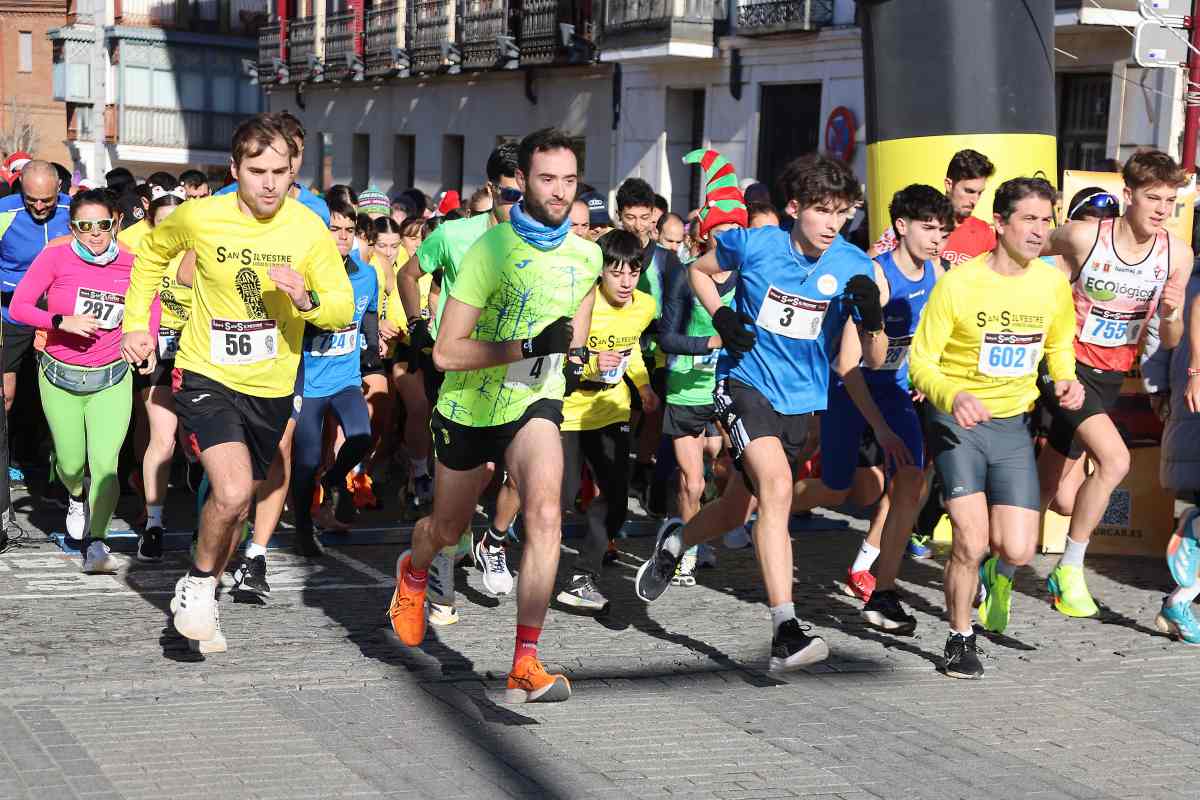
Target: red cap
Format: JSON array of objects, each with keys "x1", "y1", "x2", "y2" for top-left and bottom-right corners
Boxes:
[
  {"x1": 4, "y1": 151, "x2": 32, "y2": 173},
  {"x1": 436, "y1": 190, "x2": 461, "y2": 216}
]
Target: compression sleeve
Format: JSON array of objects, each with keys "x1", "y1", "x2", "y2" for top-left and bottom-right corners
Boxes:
[
  {"x1": 657, "y1": 258, "x2": 714, "y2": 356},
  {"x1": 908, "y1": 272, "x2": 959, "y2": 415},
  {"x1": 1043, "y1": 275, "x2": 1077, "y2": 383}
]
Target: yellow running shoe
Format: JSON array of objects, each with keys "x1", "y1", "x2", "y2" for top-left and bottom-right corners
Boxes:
[
  {"x1": 1046, "y1": 563, "x2": 1098, "y2": 618},
  {"x1": 977, "y1": 556, "x2": 1013, "y2": 633}
]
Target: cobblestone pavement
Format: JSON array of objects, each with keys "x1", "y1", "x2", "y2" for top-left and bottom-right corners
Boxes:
[{"x1": 1, "y1": 485, "x2": 1198, "y2": 800}]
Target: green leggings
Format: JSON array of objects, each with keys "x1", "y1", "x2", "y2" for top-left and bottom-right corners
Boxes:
[{"x1": 38, "y1": 368, "x2": 132, "y2": 539}]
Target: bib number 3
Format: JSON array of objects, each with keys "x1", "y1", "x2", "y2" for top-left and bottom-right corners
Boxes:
[
  {"x1": 755, "y1": 286, "x2": 828, "y2": 340},
  {"x1": 504, "y1": 353, "x2": 563, "y2": 389},
  {"x1": 210, "y1": 319, "x2": 279, "y2": 366}
]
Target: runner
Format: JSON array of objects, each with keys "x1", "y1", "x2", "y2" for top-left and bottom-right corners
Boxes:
[
  {"x1": 288, "y1": 197, "x2": 378, "y2": 558},
  {"x1": 122, "y1": 113, "x2": 352, "y2": 649},
  {"x1": 634, "y1": 153, "x2": 889, "y2": 672},
  {"x1": 10, "y1": 188, "x2": 159, "y2": 572},
  {"x1": 388, "y1": 127, "x2": 601, "y2": 704},
  {"x1": 131, "y1": 186, "x2": 191, "y2": 562},
  {"x1": 908, "y1": 177, "x2": 1082, "y2": 679},
  {"x1": 657, "y1": 149, "x2": 747, "y2": 585},
  {"x1": 1037, "y1": 151, "x2": 1191, "y2": 618},
  {"x1": 0, "y1": 161, "x2": 72, "y2": 418},
  {"x1": 555, "y1": 229, "x2": 657, "y2": 610},
  {"x1": 179, "y1": 170, "x2": 211, "y2": 199},
  {"x1": 656, "y1": 212, "x2": 686, "y2": 256},
  {"x1": 569, "y1": 198, "x2": 590, "y2": 239},
  {"x1": 747, "y1": 203, "x2": 781, "y2": 229}
]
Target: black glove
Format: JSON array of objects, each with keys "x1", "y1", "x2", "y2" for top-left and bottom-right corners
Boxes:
[
  {"x1": 406, "y1": 317, "x2": 434, "y2": 372},
  {"x1": 711, "y1": 306, "x2": 756, "y2": 355},
  {"x1": 521, "y1": 317, "x2": 573, "y2": 358},
  {"x1": 563, "y1": 357, "x2": 585, "y2": 396},
  {"x1": 844, "y1": 275, "x2": 883, "y2": 333}
]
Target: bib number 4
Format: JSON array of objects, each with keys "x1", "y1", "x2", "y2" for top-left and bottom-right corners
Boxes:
[{"x1": 504, "y1": 353, "x2": 563, "y2": 389}]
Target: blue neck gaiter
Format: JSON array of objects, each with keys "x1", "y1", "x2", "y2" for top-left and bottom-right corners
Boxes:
[
  {"x1": 509, "y1": 202, "x2": 570, "y2": 251},
  {"x1": 71, "y1": 237, "x2": 119, "y2": 266}
]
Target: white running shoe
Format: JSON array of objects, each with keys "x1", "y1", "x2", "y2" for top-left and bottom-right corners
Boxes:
[
  {"x1": 81, "y1": 540, "x2": 119, "y2": 574},
  {"x1": 672, "y1": 548, "x2": 698, "y2": 587},
  {"x1": 427, "y1": 546, "x2": 458, "y2": 626},
  {"x1": 474, "y1": 536, "x2": 514, "y2": 596},
  {"x1": 722, "y1": 525, "x2": 752, "y2": 550},
  {"x1": 189, "y1": 604, "x2": 227, "y2": 654},
  {"x1": 66, "y1": 494, "x2": 89, "y2": 540},
  {"x1": 171, "y1": 574, "x2": 219, "y2": 641}
]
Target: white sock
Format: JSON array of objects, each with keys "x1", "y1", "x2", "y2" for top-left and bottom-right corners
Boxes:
[
  {"x1": 996, "y1": 559, "x2": 1018, "y2": 580},
  {"x1": 411, "y1": 457, "x2": 429, "y2": 479},
  {"x1": 1059, "y1": 536, "x2": 1089, "y2": 568},
  {"x1": 245, "y1": 542, "x2": 268, "y2": 560},
  {"x1": 1169, "y1": 582, "x2": 1200, "y2": 607},
  {"x1": 950, "y1": 626, "x2": 974, "y2": 638},
  {"x1": 851, "y1": 540, "x2": 880, "y2": 573},
  {"x1": 769, "y1": 603, "x2": 795, "y2": 633},
  {"x1": 145, "y1": 504, "x2": 163, "y2": 529}
]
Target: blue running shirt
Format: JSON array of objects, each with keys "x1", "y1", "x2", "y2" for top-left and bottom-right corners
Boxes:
[
  {"x1": 864, "y1": 249, "x2": 937, "y2": 389},
  {"x1": 714, "y1": 227, "x2": 873, "y2": 415},
  {"x1": 301, "y1": 250, "x2": 378, "y2": 396}
]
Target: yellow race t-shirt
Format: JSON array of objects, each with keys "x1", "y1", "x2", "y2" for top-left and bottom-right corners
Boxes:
[
  {"x1": 124, "y1": 192, "x2": 352, "y2": 398},
  {"x1": 373, "y1": 253, "x2": 433, "y2": 358},
  {"x1": 117, "y1": 219, "x2": 150, "y2": 252},
  {"x1": 562, "y1": 287, "x2": 655, "y2": 432},
  {"x1": 436, "y1": 224, "x2": 602, "y2": 427},
  {"x1": 909, "y1": 255, "x2": 1076, "y2": 418}
]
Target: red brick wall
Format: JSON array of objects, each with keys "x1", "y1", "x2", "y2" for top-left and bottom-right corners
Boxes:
[{"x1": 0, "y1": 11, "x2": 71, "y2": 167}]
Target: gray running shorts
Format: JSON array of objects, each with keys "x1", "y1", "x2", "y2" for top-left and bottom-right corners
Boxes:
[{"x1": 927, "y1": 408, "x2": 1039, "y2": 510}]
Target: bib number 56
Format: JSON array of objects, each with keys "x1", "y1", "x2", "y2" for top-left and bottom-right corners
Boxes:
[{"x1": 225, "y1": 332, "x2": 253, "y2": 357}]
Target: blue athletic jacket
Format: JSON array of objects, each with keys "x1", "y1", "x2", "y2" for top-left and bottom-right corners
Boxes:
[{"x1": 0, "y1": 192, "x2": 71, "y2": 323}]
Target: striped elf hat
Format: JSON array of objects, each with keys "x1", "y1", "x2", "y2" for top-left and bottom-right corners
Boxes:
[{"x1": 684, "y1": 148, "x2": 748, "y2": 237}]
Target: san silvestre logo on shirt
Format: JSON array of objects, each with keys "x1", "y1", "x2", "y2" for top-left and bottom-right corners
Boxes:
[
  {"x1": 214, "y1": 247, "x2": 294, "y2": 267},
  {"x1": 974, "y1": 310, "x2": 1045, "y2": 328}
]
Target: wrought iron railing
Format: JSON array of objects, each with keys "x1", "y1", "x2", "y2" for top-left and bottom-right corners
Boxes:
[
  {"x1": 735, "y1": 0, "x2": 832, "y2": 34},
  {"x1": 602, "y1": 0, "x2": 714, "y2": 30},
  {"x1": 365, "y1": 1, "x2": 407, "y2": 76},
  {"x1": 459, "y1": 0, "x2": 509, "y2": 70},
  {"x1": 257, "y1": 21, "x2": 283, "y2": 83},
  {"x1": 324, "y1": 10, "x2": 358, "y2": 79},
  {"x1": 409, "y1": 0, "x2": 455, "y2": 74},
  {"x1": 287, "y1": 16, "x2": 317, "y2": 80}
]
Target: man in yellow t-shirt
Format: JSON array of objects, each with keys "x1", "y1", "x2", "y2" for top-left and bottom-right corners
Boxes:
[
  {"x1": 909, "y1": 177, "x2": 1083, "y2": 680},
  {"x1": 555, "y1": 230, "x2": 657, "y2": 612},
  {"x1": 121, "y1": 113, "x2": 352, "y2": 648}
]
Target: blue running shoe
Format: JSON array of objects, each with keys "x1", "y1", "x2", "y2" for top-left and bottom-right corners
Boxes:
[
  {"x1": 8, "y1": 466, "x2": 23, "y2": 483},
  {"x1": 1167, "y1": 508, "x2": 1200, "y2": 588},
  {"x1": 907, "y1": 534, "x2": 932, "y2": 559},
  {"x1": 1155, "y1": 596, "x2": 1200, "y2": 645}
]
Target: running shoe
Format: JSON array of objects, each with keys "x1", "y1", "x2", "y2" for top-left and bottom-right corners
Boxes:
[
  {"x1": 189, "y1": 603, "x2": 227, "y2": 654},
  {"x1": 1167, "y1": 507, "x2": 1200, "y2": 588},
  {"x1": 294, "y1": 527, "x2": 326, "y2": 558},
  {"x1": 427, "y1": 546, "x2": 458, "y2": 626},
  {"x1": 8, "y1": 466, "x2": 23, "y2": 484},
  {"x1": 722, "y1": 525, "x2": 752, "y2": 550},
  {"x1": 906, "y1": 534, "x2": 932, "y2": 559},
  {"x1": 171, "y1": 574, "x2": 218, "y2": 642},
  {"x1": 232, "y1": 554, "x2": 271, "y2": 598},
  {"x1": 635, "y1": 517, "x2": 684, "y2": 602},
  {"x1": 769, "y1": 618, "x2": 830, "y2": 671},
  {"x1": 81, "y1": 539, "x2": 119, "y2": 574},
  {"x1": 347, "y1": 471, "x2": 380, "y2": 510},
  {"x1": 697, "y1": 543, "x2": 717, "y2": 569},
  {"x1": 556, "y1": 573, "x2": 609, "y2": 611},
  {"x1": 1046, "y1": 563, "x2": 1099, "y2": 618},
  {"x1": 506, "y1": 655, "x2": 572, "y2": 704},
  {"x1": 861, "y1": 589, "x2": 916, "y2": 635},
  {"x1": 312, "y1": 492, "x2": 349, "y2": 532},
  {"x1": 845, "y1": 568, "x2": 876, "y2": 602},
  {"x1": 1155, "y1": 595, "x2": 1200, "y2": 645},
  {"x1": 65, "y1": 493, "x2": 88, "y2": 540},
  {"x1": 602, "y1": 540, "x2": 619, "y2": 565},
  {"x1": 454, "y1": 529, "x2": 472, "y2": 566},
  {"x1": 388, "y1": 550, "x2": 427, "y2": 646},
  {"x1": 672, "y1": 547, "x2": 698, "y2": 587},
  {"x1": 940, "y1": 632, "x2": 983, "y2": 679},
  {"x1": 977, "y1": 557, "x2": 1012, "y2": 633},
  {"x1": 474, "y1": 536, "x2": 514, "y2": 597},
  {"x1": 137, "y1": 526, "x2": 164, "y2": 563},
  {"x1": 330, "y1": 482, "x2": 358, "y2": 525}
]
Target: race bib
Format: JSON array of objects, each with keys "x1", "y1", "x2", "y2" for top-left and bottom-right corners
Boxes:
[
  {"x1": 1079, "y1": 305, "x2": 1145, "y2": 348},
  {"x1": 157, "y1": 328, "x2": 181, "y2": 360},
  {"x1": 210, "y1": 319, "x2": 278, "y2": 366},
  {"x1": 597, "y1": 353, "x2": 631, "y2": 385},
  {"x1": 74, "y1": 288, "x2": 125, "y2": 329},
  {"x1": 755, "y1": 286, "x2": 827, "y2": 340},
  {"x1": 694, "y1": 350, "x2": 720, "y2": 373},
  {"x1": 504, "y1": 353, "x2": 563, "y2": 389},
  {"x1": 878, "y1": 335, "x2": 912, "y2": 371},
  {"x1": 977, "y1": 332, "x2": 1042, "y2": 378},
  {"x1": 308, "y1": 324, "x2": 358, "y2": 358}
]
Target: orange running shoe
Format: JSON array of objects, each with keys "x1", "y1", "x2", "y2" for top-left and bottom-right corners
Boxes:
[
  {"x1": 347, "y1": 471, "x2": 380, "y2": 510},
  {"x1": 505, "y1": 656, "x2": 572, "y2": 704},
  {"x1": 388, "y1": 550, "x2": 427, "y2": 646},
  {"x1": 310, "y1": 484, "x2": 324, "y2": 515},
  {"x1": 845, "y1": 568, "x2": 875, "y2": 602}
]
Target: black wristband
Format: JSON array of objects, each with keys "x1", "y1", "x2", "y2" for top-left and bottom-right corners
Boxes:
[{"x1": 51, "y1": 314, "x2": 63, "y2": 330}]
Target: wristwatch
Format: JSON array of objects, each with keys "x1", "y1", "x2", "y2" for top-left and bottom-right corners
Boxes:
[
  {"x1": 306, "y1": 290, "x2": 320, "y2": 311},
  {"x1": 51, "y1": 314, "x2": 63, "y2": 330}
]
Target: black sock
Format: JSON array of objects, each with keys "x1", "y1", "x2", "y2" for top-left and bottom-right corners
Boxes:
[
  {"x1": 188, "y1": 565, "x2": 215, "y2": 579},
  {"x1": 486, "y1": 526, "x2": 506, "y2": 546}
]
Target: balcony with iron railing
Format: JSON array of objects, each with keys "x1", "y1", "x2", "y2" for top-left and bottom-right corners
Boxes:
[
  {"x1": 258, "y1": 21, "x2": 284, "y2": 84},
  {"x1": 120, "y1": 106, "x2": 249, "y2": 151},
  {"x1": 115, "y1": 0, "x2": 177, "y2": 27},
  {"x1": 365, "y1": 1, "x2": 407, "y2": 77},
  {"x1": 596, "y1": 0, "x2": 720, "y2": 58},
  {"x1": 459, "y1": 0, "x2": 509, "y2": 70},
  {"x1": 287, "y1": 16, "x2": 317, "y2": 80},
  {"x1": 324, "y1": 10, "x2": 358, "y2": 80},
  {"x1": 409, "y1": 0, "x2": 455, "y2": 74},
  {"x1": 734, "y1": 0, "x2": 832, "y2": 35},
  {"x1": 519, "y1": 0, "x2": 594, "y2": 65}
]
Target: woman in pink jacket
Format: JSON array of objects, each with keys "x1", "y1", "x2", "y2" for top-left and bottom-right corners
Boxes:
[{"x1": 10, "y1": 188, "x2": 159, "y2": 573}]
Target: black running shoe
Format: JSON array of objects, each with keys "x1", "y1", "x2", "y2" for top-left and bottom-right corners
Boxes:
[
  {"x1": 769, "y1": 618, "x2": 830, "y2": 672},
  {"x1": 330, "y1": 483, "x2": 357, "y2": 525},
  {"x1": 633, "y1": 517, "x2": 684, "y2": 602},
  {"x1": 294, "y1": 527, "x2": 326, "y2": 558},
  {"x1": 861, "y1": 589, "x2": 917, "y2": 635},
  {"x1": 233, "y1": 554, "x2": 271, "y2": 597},
  {"x1": 940, "y1": 632, "x2": 983, "y2": 679},
  {"x1": 137, "y1": 526, "x2": 164, "y2": 563}
]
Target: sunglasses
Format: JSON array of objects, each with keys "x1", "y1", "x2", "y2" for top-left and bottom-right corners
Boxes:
[
  {"x1": 72, "y1": 219, "x2": 115, "y2": 233},
  {"x1": 1068, "y1": 192, "x2": 1119, "y2": 221},
  {"x1": 498, "y1": 187, "x2": 523, "y2": 204}
]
